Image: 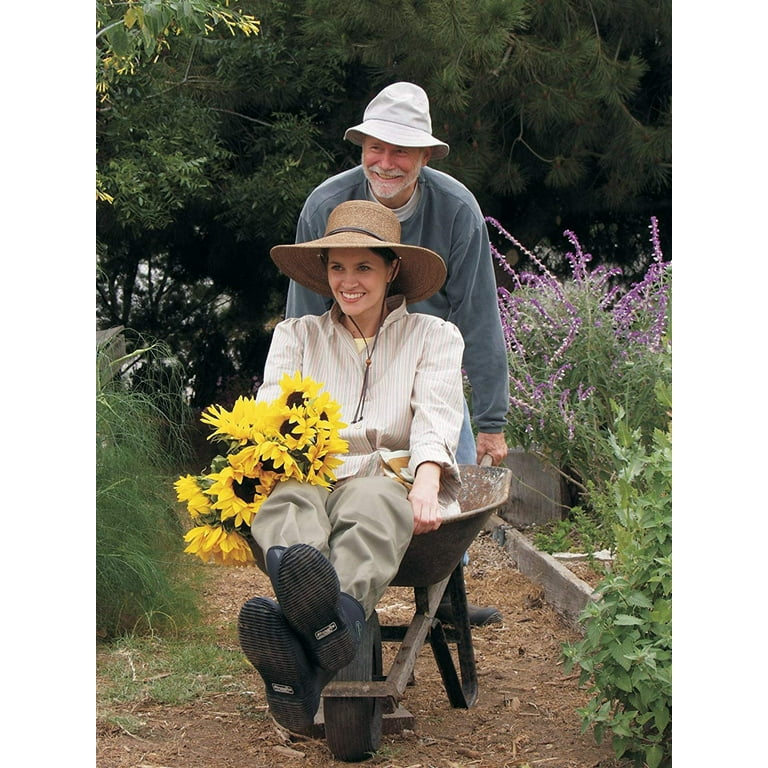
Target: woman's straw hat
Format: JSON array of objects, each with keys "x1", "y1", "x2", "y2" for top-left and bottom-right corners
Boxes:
[{"x1": 270, "y1": 200, "x2": 446, "y2": 304}]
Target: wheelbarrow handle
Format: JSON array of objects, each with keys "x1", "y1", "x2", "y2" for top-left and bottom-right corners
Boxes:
[{"x1": 479, "y1": 454, "x2": 493, "y2": 467}]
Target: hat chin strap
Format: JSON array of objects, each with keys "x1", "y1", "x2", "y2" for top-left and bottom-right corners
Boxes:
[
  {"x1": 387, "y1": 257, "x2": 401, "y2": 292},
  {"x1": 347, "y1": 299, "x2": 388, "y2": 424}
]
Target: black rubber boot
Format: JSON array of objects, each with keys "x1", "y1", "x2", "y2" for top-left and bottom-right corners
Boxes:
[
  {"x1": 273, "y1": 543, "x2": 365, "y2": 671},
  {"x1": 237, "y1": 596, "x2": 333, "y2": 733},
  {"x1": 436, "y1": 596, "x2": 503, "y2": 627},
  {"x1": 265, "y1": 544, "x2": 287, "y2": 590}
]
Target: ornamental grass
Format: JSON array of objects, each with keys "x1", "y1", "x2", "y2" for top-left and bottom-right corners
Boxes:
[{"x1": 96, "y1": 331, "x2": 198, "y2": 639}]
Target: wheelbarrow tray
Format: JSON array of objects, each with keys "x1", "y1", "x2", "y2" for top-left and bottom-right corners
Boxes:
[{"x1": 391, "y1": 463, "x2": 511, "y2": 586}]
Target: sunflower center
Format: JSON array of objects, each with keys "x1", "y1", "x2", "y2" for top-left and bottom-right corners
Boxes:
[
  {"x1": 233, "y1": 476, "x2": 259, "y2": 503},
  {"x1": 286, "y1": 392, "x2": 306, "y2": 408},
  {"x1": 279, "y1": 418, "x2": 300, "y2": 437},
  {"x1": 260, "y1": 458, "x2": 277, "y2": 473}
]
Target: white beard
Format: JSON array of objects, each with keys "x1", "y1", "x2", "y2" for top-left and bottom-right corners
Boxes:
[{"x1": 363, "y1": 157, "x2": 423, "y2": 202}]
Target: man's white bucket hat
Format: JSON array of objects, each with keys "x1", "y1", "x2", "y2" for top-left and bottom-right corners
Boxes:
[{"x1": 344, "y1": 82, "x2": 450, "y2": 160}]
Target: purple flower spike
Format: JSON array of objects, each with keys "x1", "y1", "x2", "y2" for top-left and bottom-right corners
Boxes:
[{"x1": 488, "y1": 215, "x2": 671, "y2": 484}]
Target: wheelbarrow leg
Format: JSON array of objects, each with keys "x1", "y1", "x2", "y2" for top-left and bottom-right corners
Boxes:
[{"x1": 428, "y1": 562, "x2": 479, "y2": 708}]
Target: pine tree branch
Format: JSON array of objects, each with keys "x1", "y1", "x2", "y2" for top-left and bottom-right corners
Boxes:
[
  {"x1": 182, "y1": 39, "x2": 197, "y2": 83},
  {"x1": 491, "y1": 43, "x2": 513, "y2": 77},
  {"x1": 208, "y1": 108, "x2": 273, "y2": 128},
  {"x1": 512, "y1": 114, "x2": 555, "y2": 164},
  {"x1": 208, "y1": 109, "x2": 337, "y2": 164}
]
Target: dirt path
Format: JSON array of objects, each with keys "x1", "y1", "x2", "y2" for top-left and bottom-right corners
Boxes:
[{"x1": 96, "y1": 532, "x2": 629, "y2": 768}]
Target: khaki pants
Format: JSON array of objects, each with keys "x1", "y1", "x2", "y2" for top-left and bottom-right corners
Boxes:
[{"x1": 250, "y1": 477, "x2": 414, "y2": 616}]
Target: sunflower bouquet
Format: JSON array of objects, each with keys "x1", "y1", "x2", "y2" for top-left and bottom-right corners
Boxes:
[{"x1": 175, "y1": 372, "x2": 349, "y2": 566}]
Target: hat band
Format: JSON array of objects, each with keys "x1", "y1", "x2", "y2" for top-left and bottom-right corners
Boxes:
[{"x1": 325, "y1": 226, "x2": 387, "y2": 241}]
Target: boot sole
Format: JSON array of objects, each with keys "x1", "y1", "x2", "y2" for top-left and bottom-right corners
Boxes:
[
  {"x1": 238, "y1": 596, "x2": 321, "y2": 732},
  {"x1": 275, "y1": 544, "x2": 358, "y2": 671}
]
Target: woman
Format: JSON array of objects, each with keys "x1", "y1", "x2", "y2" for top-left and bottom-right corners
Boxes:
[{"x1": 238, "y1": 200, "x2": 465, "y2": 732}]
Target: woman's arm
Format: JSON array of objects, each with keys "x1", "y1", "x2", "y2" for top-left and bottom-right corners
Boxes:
[
  {"x1": 408, "y1": 460, "x2": 442, "y2": 534},
  {"x1": 407, "y1": 319, "x2": 465, "y2": 531}
]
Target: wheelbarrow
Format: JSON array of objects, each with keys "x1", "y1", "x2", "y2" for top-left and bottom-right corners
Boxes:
[{"x1": 312, "y1": 461, "x2": 512, "y2": 762}]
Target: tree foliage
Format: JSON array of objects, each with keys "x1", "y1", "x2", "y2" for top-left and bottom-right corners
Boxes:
[
  {"x1": 294, "y1": 0, "x2": 671, "y2": 264},
  {"x1": 97, "y1": 0, "x2": 260, "y2": 96},
  {"x1": 96, "y1": 0, "x2": 671, "y2": 410}
]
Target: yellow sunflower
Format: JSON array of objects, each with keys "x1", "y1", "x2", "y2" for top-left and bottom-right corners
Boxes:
[
  {"x1": 183, "y1": 524, "x2": 255, "y2": 566},
  {"x1": 228, "y1": 446, "x2": 280, "y2": 497},
  {"x1": 310, "y1": 390, "x2": 347, "y2": 432},
  {"x1": 303, "y1": 436, "x2": 347, "y2": 487},
  {"x1": 200, "y1": 396, "x2": 271, "y2": 447},
  {"x1": 314, "y1": 430, "x2": 350, "y2": 460},
  {"x1": 279, "y1": 371, "x2": 323, "y2": 408},
  {"x1": 251, "y1": 438, "x2": 305, "y2": 481},
  {"x1": 302, "y1": 445, "x2": 335, "y2": 487},
  {"x1": 176, "y1": 372, "x2": 349, "y2": 567},
  {"x1": 174, "y1": 474, "x2": 212, "y2": 518},
  {"x1": 205, "y1": 465, "x2": 264, "y2": 529},
  {"x1": 275, "y1": 406, "x2": 318, "y2": 452},
  {"x1": 216, "y1": 528, "x2": 256, "y2": 566}
]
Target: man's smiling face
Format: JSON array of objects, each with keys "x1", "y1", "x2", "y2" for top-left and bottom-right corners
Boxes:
[{"x1": 361, "y1": 137, "x2": 431, "y2": 209}]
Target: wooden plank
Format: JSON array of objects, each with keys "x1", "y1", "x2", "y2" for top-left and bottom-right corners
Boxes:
[
  {"x1": 490, "y1": 525, "x2": 598, "y2": 631},
  {"x1": 313, "y1": 703, "x2": 414, "y2": 735},
  {"x1": 384, "y1": 578, "x2": 449, "y2": 696},
  {"x1": 497, "y1": 449, "x2": 567, "y2": 527}
]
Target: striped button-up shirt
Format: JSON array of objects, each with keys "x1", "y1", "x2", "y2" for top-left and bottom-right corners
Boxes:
[{"x1": 257, "y1": 296, "x2": 465, "y2": 508}]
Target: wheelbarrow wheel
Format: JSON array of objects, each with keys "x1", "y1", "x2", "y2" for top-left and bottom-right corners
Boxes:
[{"x1": 324, "y1": 611, "x2": 383, "y2": 762}]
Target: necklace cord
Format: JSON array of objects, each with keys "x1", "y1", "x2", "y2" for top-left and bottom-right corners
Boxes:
[{"x1": 348, "y1": 300, "x2": 387, "y2": 423}]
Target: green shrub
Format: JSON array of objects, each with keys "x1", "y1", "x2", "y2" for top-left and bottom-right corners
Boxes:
[
  {"x1": 96, "y1": 329, "x2": 199, "y2": 639},
  {"x1": 563, "y1": 384, "x2": 672, "y2": 768},
  {"x1": 532, "y1": 505, "x2": 608, "y2": 556}
]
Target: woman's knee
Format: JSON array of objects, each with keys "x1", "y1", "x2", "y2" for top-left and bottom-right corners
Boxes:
[
  {"x1": 328, "y1": 477, "x2": 412, "y2": 531},
  {"x1": 251, "y1": 480, "x2": 332, "y2": 550}
]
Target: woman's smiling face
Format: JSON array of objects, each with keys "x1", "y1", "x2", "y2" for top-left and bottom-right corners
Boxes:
[{"x1": 326, "y1": 248, "x2": 399, "y2": 333}]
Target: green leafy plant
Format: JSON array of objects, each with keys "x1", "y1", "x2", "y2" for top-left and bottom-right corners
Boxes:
[
  {"x1": 533, "y1": 505, "x2": 608, "y2": 556},
  {"x1": 563, "y1": 382, "x2": 672, "y2": 768}
]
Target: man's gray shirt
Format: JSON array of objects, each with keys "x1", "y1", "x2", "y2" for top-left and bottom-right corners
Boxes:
[{"x1": 286, "y1": 165, "x2": 509, "y2": 434}]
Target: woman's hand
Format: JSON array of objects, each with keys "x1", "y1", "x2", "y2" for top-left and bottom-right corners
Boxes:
[{"x1": 408, "y1": 461, "x2": 443, "y2": 535}]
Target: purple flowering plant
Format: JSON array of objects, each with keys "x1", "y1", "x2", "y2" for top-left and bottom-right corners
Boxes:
[{"x1": 489, "y1": 216, "x2": 671, "y2": 524}]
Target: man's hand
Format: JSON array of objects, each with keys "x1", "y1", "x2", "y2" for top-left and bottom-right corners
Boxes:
[{"x1": 476, "y1": 431, "x2": 508, "y2": 466}]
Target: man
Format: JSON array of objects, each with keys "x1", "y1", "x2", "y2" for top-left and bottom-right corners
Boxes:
[{"x1": 286, "y1": 82, "x2": 509, "y2": 626}]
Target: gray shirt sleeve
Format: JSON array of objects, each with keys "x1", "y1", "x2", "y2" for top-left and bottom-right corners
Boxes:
[
  {"x1": 405, "y1": 175, "x2": 509, "y2": 433},
  {"x1": 285, "y1": 200, "x2": 333, "y2": 318},
  {"x1": 440, "y1": 207, "x2": 509, "y2": 433}
]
